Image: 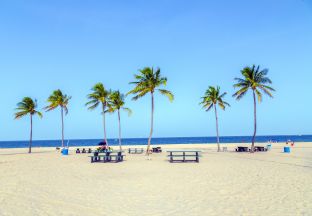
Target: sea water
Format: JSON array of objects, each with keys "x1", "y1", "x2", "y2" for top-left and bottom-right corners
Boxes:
[{"x1": 0, "y1": 135, "x2": 311, "y2": 148}]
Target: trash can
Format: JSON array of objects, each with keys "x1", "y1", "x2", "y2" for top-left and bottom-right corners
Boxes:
[
  {"x1": 267, "y1": 144, "x2": 272, "y2": 150},
  {"x1": 62, "y1": 148, "x2": 69, "y2": 155},
  {"x1": 284, "y1": 146, "x2": 290, "y2": 153}
]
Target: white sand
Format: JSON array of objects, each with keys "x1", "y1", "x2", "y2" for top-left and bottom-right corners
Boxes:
[{"x1": 0, "y1": 142, "x2": 312, "y2": 216}]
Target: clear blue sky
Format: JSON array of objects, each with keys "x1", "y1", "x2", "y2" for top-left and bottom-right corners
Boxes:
[{"x1": 0, "y1": 0, "x2": 312, "y2": 141}]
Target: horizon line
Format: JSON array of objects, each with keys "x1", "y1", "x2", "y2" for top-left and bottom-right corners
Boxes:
[{"x1": 0, "y1": 134, "x2": 310, "y2": 142}]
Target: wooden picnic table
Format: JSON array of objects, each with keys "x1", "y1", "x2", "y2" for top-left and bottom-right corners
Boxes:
[
  {"x1": 254, "y1": 146, "x2": 267, "y2": 152},
  {"x1": 236, "y1": 146, "x2": 249, "y2": 152},
  {"x1": 89, "y1": 151, "x2": 125, "y2": 163},
  {"x1": 128, "y1": 148, "x2": 144, "y2": 154},
  {"x1": 167, "y1": 150, "x2": 201, "y2": 163},
  {"x1": 152, "y1": 147, "x2": 162, "y2": 153}
]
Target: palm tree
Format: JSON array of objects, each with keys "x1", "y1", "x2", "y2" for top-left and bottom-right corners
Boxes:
[
  {"x1": 44, "y1": 89, "x2": 71, "y2": 148},
  {"x1": 200, "y1": 86, "x2": 230, "y2": 152},
  {"x1": 233, "y1": 65, "x2": 275, "y2": 152},
  {"x1": 15, "y1": 97, "x2": 42, "y2": 153},
  {"x1": 86, "y1": 83, "x2": 110, "y2": 144},
  {"x1": 127, "y1": 67, "x2": 174, "y2": 155},
  {"x1": 107, "y1": 90, "x2": 132, "y2": 151}
]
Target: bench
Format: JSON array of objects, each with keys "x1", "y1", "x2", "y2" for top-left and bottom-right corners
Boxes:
[
  {"x1": 235, "y1": 146, "x2": 249, "y2": 152},
  {"x1": 254, "y1": 146, "x2": 268, "y2": 152},
  {"x1": 109, "y1": 152, "x2": 126, "y2": 163},
  {"x1": 88, "y1": 154, "x2": 106, "y2": 163},
  {"x1": 167, "y1": 150, "x2": 201, "y2": 163},
  {"x1": 89, "y1": 152, "x2": 125, "y2": 163},
  {"x1": 128, "y1": 148, "x2": 144, "y2": 154},
  {"x1": 152, "y1": 147, "x2": 162, "y2": 153}
]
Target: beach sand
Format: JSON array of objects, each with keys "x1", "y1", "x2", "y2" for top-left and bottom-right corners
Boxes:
[{"x1": 0, "y1": 142, "x2": 311, "y2": 216}]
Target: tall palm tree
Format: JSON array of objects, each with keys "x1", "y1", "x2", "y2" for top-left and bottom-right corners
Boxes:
[
  {"x1": 86, "y1": 83, "x2": 110, "y2": 144},
  {"x1": 200, "y1": 86, "x2": 230, "y2": 152},
  {"x1": 107, "y1": 90, "x2": 132, "y2": 151},
  {"x1": 233, "y1": 65, "x2": 275, "y2": 152},
  {"x1": 15, "y1": 97, "x2": 42, "y2": 153},
  {"x1": 127, "y1": 67, "x2": 174, "y2": 155},
  {"x1": 44, "y1": 89, "x2": 71, "y2": 148}
]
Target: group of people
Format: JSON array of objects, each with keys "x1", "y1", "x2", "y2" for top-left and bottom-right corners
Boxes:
[
  {"x1": 97, "y1": 141, "x2": 113, "y2": 152},
  {"x1": 286, "y1": 140, "x2": 295, "y2": 147},
  {"x1": 75, "y1": 141, "x2": 113, "y2": 154},
  {"x1": 76, "y1": 148, "x2": 92, "y2": 154}
]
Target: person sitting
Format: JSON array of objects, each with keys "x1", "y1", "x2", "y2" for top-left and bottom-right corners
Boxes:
[
  {"x1": 88, "y1": 148, "x2": 92, "y2": 153},
  {"x1": 82, "y1": 148, "x2": 86, "y2": 153},
  {"x1": 98, "y1": 141, "x2": 108, "y2": 152},
  {"x1": 76, "y1": 148, "x2": 81, "y2": 154}
]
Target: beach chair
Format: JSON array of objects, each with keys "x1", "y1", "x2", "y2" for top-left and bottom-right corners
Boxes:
[{"x1": 222, "y1": 147, "x2": 228, "y2": 152}]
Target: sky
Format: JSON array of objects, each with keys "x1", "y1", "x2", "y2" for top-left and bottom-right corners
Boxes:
[{"x1": 0, "y1": 0, "x2": 312, "y2": 141}]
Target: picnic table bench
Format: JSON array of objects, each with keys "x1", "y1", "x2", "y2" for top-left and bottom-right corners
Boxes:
[
  {"x1": 128, "y1": 148, "x2": 144, "y2": 154},
  {"x1": 152, "y1": 147, "x2": 162, "y2": 153},
  {"x1": 235, "y1": 146, "x2": 249, "y2": 152},
  {"x1": 89, "y1": 152, "x2": 125, "y2": 163},
  {"x1": 167, "y1": 150, "x2": 201, "y2": 163},
  {"x1": 254, "y1": 146, "x2": 268, "y2": 152}
]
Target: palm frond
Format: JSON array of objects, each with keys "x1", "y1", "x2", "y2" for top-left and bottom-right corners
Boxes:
[
  {"x1": 15, "y1": 97, "x2": 42, "y2": 120},
  {"x1": 128, "y1": 67, "x2": 173, "y2": 102},
  {"x1": 86, "y1": 101, "x2": 100, "y2": 110},
  {"x1": 14, "y1": 111, "x2": 29, "y2": 119},
  {"x1": 122, "y1": 107, "x2": 132, "y2": 116},
  {"x1": 255, "y1": 89, "x2": 262, "y2": 102},
  {"x1": 45, "y1": 89, "x2": 71, "y2": 113},
  {"x1": 233, "y1": 87, "x2": 249, "y2": 100},
  {"x1": 35, "y1": 111, "x2": 43, "y2": 118},
  {"x1": 131, "y1": 89, "x2": 150, "y2": 101},
  {"x1": 205, "y1": 103, "x2": 214, "y2": 111},
  {"x1": 233, "y1": 65, "x2": 274, "y2": 102},
  {"x1": 158, "y1": 89, "x2": 174, "y2": 102},
  {"x1": 201, "y1": 86, "x2": 229, "y2": 111},
  {"x1": 86, "y1": 83, "x2": 108, "y2": 111},
  {"x1": 258, "y1": 85, "x2": 274, "y2": 98}
]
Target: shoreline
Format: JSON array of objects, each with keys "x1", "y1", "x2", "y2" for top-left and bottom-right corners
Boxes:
[
  {"x1": 1, "y1": 135, "x2": 312, "y2": 149},
  {"x1": 1, "y1": 142, "x2": 311, "y2": 154}
]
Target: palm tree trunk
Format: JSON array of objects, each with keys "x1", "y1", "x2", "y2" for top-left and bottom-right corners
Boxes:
[
  {"x1": 29, "y1": 114, "x2": 33, "y2": 153},
  {"x1": 102, "y1": 104, "x2": 108, "y2": 145},
  {"x1": 251, "y1": 90, "x2": 257, "y2": 153},
  {"x1": 61, "y1": 107, "x2": 64, "y2": 148},
  {"x1": 118, "y1": 109, "x2": 122, "y2": 152},
  {"x1": 214, "y1": 104, "x2": 221, "y2": 152},
  {"x1": 147, "y1": 92, "x2": 154, "y2": 155}
]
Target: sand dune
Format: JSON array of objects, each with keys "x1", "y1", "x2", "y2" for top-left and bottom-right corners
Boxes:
[{"x1": 0, "y1": 143, "x2": 311, "y2": 216}]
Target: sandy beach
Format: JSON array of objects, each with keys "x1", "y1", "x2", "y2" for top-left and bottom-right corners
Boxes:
[{"x1": 0, "y1": 142, "x2": 312, "y2": 216}]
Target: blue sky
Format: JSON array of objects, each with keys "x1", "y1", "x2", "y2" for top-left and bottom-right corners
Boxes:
[{"x1": 0, "y1": 0, "x2": 312, "y2": 141}]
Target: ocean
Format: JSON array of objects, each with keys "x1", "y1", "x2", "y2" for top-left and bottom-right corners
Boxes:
[{"x1": 0, "y1": 135, "x2": 311, "y2": 148}]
